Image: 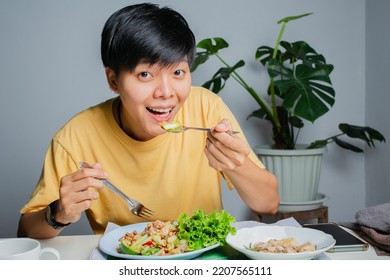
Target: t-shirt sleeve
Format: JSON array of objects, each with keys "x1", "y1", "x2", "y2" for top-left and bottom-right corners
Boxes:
[
  {"x1": 20, "y1": 138, "x2": 77, "y2": 214},
  {"x1": 204, "y1": 89, "x2": 265, "y2": 190}
]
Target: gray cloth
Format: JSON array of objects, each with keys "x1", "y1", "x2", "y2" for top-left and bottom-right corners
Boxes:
[
  {"x1": 338, "y1": 221, "x2": 390, "y2": 256},
  {"x1": 355, "y1": 203, "x2": 390, "y2": 233},
  {"x1": 360, "y1": 225, "x2": 390, "y2": 256}
]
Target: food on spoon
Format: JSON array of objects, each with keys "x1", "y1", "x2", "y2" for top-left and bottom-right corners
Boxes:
[
  {"x1": 117, "y1": 209, "x2": 236, "y2": 256},
  {"x1": 159, "y1": 121, "x2": 182, "y2": 132},
  {"x1": 246, "y1": 237, "x2": 315, "y2": 253}
]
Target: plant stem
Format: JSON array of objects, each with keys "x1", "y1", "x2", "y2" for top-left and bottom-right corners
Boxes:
[
  {"x1": 268, "y1": 21, "x2": 288, "y2": 137},
  {"x1": 215, "y1": 53, "x2": 276, "y2": 125},
  {"x1": 273, "y1": 22, "x2": 287, "y2": 59},
  {"x1": 322, "y1": 133, "x2": 345, "y2": 143}
]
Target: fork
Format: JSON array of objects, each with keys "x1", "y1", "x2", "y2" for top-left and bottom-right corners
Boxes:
[
  {"x1": 170, "y1": 126, "x2": 240, "y2": 134},
  {"x1": 79, "y1": 162, "x2": 154, "y2": 219}
]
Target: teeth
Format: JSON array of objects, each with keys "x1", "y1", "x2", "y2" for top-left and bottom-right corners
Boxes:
[{"x1": 148, "y1": 107, "x2": 172, "y2": 113}]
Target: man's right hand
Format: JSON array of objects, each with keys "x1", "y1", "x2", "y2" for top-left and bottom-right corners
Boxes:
[{"x1": 55, "y1": 162, "x2": 107, "y2": 224}]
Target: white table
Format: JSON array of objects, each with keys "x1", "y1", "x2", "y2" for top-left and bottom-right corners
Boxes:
[
  {"x1": 38, "y1": 234, "x2": 101, "y2": 260},
  {"x1": 3, "y1": 220, "x2": 388, "y2": 260},
  {"x1": 34, "y1": 232, "x2": 389, "y2": 260}
]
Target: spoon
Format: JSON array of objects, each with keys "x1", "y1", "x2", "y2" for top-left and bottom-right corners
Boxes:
[{"x1": 160, "y1": 121, "x2": 239, "y2": 134}]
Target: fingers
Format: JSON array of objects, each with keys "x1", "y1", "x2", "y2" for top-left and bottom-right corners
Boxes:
[
  {"x1": 208, "y1": 130, "x2": 241, "y2": 152},
  {"x1": 56, "y1": 162, "x2": 108, "y2": 223},
  {"x1": 205, "y1": 137, "x2": 245, "y2": 171},
  {"x1": 59, "y1": 181, "x2": 101, "y2": 204},
  {"x1": 56, "y1": 194, "x2": 95, "y2": 224},
  {"x1": 62, "y1": 161, "x2": 107, "y2": 202},
  {"x1": 206, "y1": 120, "x2": 250, "y2": 171},
  {"x1": 212, "y1": 119, "x2": 233, "y2": 134},
  {"x1": 73, "y1": 162, "x2": 108, "y2": 184}
]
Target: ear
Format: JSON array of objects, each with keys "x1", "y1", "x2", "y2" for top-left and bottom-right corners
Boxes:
[{"x1": 105, "y1": 67, "x2": 118, "y2": 92}]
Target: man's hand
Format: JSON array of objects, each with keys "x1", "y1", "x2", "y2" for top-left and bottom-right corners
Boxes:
[
  {"x1": 55, "y1": 162, "x2": 107, "y2": 224},
  {"x1": 205, "y1": 119, "x2": 250, "y2": 172}
]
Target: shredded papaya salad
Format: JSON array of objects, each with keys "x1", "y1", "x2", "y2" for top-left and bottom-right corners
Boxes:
[{"x1": 117, "y1": 209, "x2": 236, "y2": 256}]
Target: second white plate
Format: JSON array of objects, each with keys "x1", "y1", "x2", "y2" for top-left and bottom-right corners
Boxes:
[{"x1": 226, "y1": 225, "x2": 335, "y2": 260}]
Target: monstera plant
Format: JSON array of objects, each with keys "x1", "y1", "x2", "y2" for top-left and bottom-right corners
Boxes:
[{"x1": 191, "y1": 13, "x2": 385, "y2": 151}]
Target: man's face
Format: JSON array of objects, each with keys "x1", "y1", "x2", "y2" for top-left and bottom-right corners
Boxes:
[{"x1": 112, "y1": 61, "x2": 192, "y2": 141}]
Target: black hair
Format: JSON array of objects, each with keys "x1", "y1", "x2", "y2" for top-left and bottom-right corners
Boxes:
[{"x1": 101, "y1": 3, "x2": 196, "y2": 74}]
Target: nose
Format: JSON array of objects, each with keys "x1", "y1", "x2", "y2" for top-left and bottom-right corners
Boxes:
[{"x1": 154, "y1": 76, "x2": 174, "y2": 99}]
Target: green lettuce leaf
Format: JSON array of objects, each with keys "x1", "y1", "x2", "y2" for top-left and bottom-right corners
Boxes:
[{"x1": 177, "y1": 209, "x2": 236, "y2": 251}]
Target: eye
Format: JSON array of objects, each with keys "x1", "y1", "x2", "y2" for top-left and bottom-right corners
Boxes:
[
  {"x1": 138, "y1": 71, "x2": 152, "y2": 80},
  {"x1": 173, "y1": 69, "x2": 185, "y2": 77}
]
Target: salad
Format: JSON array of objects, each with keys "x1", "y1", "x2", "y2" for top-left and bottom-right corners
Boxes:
[
  {"x1": 117, "y1": 220, "x2": 187, "y2": 256},
  {"x1": 117, "y1": 209, "x2": 236, "y2": 256}
]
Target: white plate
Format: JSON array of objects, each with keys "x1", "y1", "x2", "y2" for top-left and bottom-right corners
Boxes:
[
  {"x1": 278, "y1": 193, "x2": 329, "y2": 211},
  {"x1": 99, "y1": 222, "x2": 219, "y2": 260},
  {"x1": 226, "y1": 225, "x2": 335, "y2": 260}
]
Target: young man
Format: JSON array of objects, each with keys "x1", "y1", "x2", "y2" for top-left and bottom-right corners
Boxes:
[{"x1": 18, "y1": 3, "x2": 279, "y2": 239}]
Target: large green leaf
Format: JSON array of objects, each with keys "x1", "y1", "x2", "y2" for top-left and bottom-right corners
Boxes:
[
  {"x1": 190, "y1": 52, "x2": 209, "y2": 72},
  {"x1": 279, "y1": 41, "x2": 326, "y2": 65},
  {"x1": 256, "y1": 46, "x2": 279, "y2": 66},
  {"x1": 339, "y1": 123, "x2": 386, "y2": 147},
  {"x1": 191, "y1": 38, "x2": 229, "y2": 72},
  {"x1": 334, "y1": 138, "x2": 363, "y2": 152},
  {"x1": 256, "y1": 40, "x2": 335, "y2": 122},
  {"x1": 277, "y1": 13, "x2": 313, "y2": 24},
  {"x1": 201, "y1": 60, "x2": 245, "y2": 93},
  {"x1": 268, "y1": 59, "x2": 335, "y2": 122},
  {"x1": 308, "y1": 123, "x2": 386, "y2": 152},
  {"x1": 247, "y1": 108, "x2": 269, "y2": 120},
  {"x1": 256, "y1": 41, "x2": 326, "y2": 67},
  {"x1": 196, "y1": 38, "x2": 229, "y2": 54},
  {"x1": 248, "y1": 107, "x2": 304, "y2": 130},
  {"x1": 307, "y1": 139, "x2": 329, "y2": 149}
]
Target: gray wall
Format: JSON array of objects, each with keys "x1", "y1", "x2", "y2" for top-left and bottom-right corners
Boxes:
[
  {"x1": 365, "y1": 0, "x2": 390, "y2": 206},
  {"x1": 0, "y1": 0, "x2": 387, "y2": 237}
]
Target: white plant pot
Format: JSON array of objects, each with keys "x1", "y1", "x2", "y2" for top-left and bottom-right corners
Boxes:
[{"x1": 254, "y1": 144, "x2": 327, "y2": 203}]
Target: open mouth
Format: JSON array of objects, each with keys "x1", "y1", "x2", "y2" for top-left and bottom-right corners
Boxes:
[{"x1": 147, "y1": 107, "x2": 173, "y2": 121}]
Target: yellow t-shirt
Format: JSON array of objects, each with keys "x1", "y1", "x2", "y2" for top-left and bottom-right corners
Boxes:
[{"x1": 20, "y1": 86, "x2": 263, "y2": 234}]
